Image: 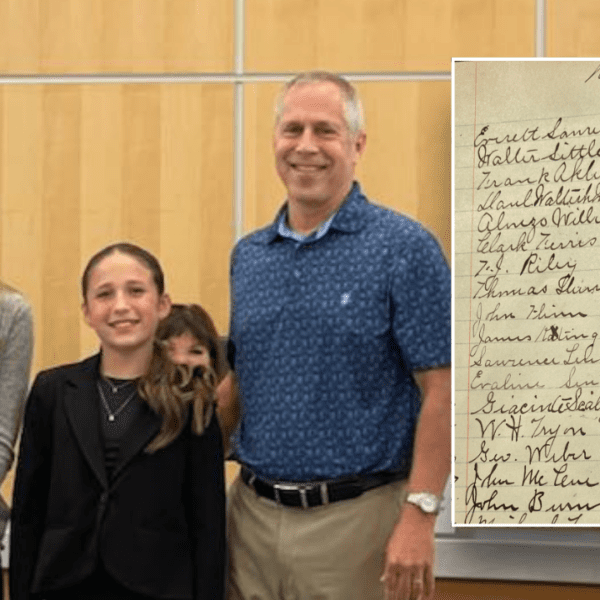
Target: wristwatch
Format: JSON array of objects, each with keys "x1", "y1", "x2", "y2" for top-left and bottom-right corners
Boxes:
[{"x1": 405, "y1": 492, "x2": 441, "y2": 515}]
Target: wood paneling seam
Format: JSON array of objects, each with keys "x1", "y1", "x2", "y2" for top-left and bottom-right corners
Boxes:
[
  {"x1": 233, "y1": 0, "x2": 245, "y2": 242},
  {"x1": 0, "y1": 72, "x2": 451, "y2": 85},
  {"x1": 536, "y1": 0, "x2": 547, "y2": 57}
]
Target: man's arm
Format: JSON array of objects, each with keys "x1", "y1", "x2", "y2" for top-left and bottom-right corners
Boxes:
[
  {"x1": 215, "y1": 371, "x2": 240, "y2": 454},
  {"x1": 382, "y1": 365, "x2": 451, "y2": 600}
]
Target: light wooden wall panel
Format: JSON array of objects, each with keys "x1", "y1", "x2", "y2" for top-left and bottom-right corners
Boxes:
[
  {"x1": 79, "y1": 85, "x2": 126, "y2": 357},
  {"x1": 122, "y1": 86, "x2": 162, "y2": 248},
  {"x1": 0, "y1": 84, "x2": 234, "y2": 373},
  {"x1": 243, "y1": 83, "x2": 286, "y2": 233},
  {"x1": 0, "y1": 2, "x2": 39, "y2": 74},
  {"x1": 416, "y1": 82, "x2": 451, "y2": 256},
  {"x1": 158, "y1": 85, "x2": 234, "y2": 335},
  {"x1": 245, "y1": 0, "x2": 536, "y2": 73},
  {"x1": 0, "y1": 1, "x2": 233, "y2": 74},
  {"x1": 357, "y1": 81, "x2": 451, "y2": 256},
  {"x1": 41, "y1": 87, "x2": 83, "y2": 366},
  {"x1": 243, "y1": 81, "x2": 450, "y2": 257},
  {"x1": 0, "y1": 87, "x2": 45, "y2": 365},
  {"x1": 547, "y1": 0, "x2": 600, "y2": 56}
]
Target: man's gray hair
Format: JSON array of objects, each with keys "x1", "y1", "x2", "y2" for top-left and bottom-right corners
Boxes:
[{"x1": 274, "y1": 71, "x2": 365, "y2": 135}]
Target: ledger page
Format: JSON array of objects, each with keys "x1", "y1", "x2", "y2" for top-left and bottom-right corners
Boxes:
[{"x1": 454, "y1": 59, "x2": 600, "y2": 526}]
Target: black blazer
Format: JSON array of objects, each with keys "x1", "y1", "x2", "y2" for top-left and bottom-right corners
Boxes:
[{"x1": 10, "y1": 354, "x2": 225, "y2": 600}]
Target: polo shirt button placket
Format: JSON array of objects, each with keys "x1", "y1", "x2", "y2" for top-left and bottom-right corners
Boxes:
[{"x1": 293, "y1": 245, "x2": 302, "y2": 280}]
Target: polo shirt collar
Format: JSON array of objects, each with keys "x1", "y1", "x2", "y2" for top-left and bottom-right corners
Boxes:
[
  {"x1": 277, "y1": 210, "x2": 336, "y2": 243},
  {"x1": 260, "y1": 181, "x2": 369, "y2": 245}
]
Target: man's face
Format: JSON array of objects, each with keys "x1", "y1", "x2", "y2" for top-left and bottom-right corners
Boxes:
[{"x1": 274, "y1": 81, "x2": 365, "y2": 211}]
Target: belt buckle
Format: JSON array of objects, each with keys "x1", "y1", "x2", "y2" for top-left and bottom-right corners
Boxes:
[
  {"x1": 319, "y1": 482, "x2": 329, "y2": 506},
  {"x1": 273, "y1": 482, "x2": 310, "y2": 508}
]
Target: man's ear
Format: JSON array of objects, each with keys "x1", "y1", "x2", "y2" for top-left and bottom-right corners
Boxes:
[
  {"x1": 354, "y1": 131, "x2": 367, "y2": 160},
  {"x1": 356, "y1": 131, "x2": 366, "y2": 154}
]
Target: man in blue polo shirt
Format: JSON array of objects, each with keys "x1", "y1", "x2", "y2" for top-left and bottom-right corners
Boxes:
[{"x1": 226, "y1": 71, "x2": 451, "y2": 600}]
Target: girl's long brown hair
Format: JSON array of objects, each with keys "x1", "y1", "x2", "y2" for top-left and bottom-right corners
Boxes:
[{"x1": 139, "y1": 304, "x2": 228, "y2": 453}]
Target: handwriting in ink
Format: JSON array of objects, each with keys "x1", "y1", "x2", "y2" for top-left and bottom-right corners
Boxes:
[
  {"x1": 584, "y1": 63, "x2": 600, "y2": 83},
  {"x1": 458, "y1": 66, "x2": 600, "y2": 524}
]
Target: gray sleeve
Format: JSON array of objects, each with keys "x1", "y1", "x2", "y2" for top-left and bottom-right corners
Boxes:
[{"x1": 0, "y1": 292, "x2": 34, "y2": 483}]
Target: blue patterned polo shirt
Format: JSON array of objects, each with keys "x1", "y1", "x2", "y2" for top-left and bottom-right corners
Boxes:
[{"x1": 229, "y1": 182, "x2": 451, "y2": 481}]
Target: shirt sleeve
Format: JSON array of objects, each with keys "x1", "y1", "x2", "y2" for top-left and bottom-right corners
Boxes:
[
  {"x1": 390, "y1": 225, "x2": 451, "y2": 372},
  {"x1": 10, "y1": 373, "x2": 53, "y2": 600},
  {"x1": 0, "y1": 295, "x2": 33, "y2": 483}
]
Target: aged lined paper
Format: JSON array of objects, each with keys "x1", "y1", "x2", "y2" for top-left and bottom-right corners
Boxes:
[{"x1": 454, "y1": 60, "x2": 600, "y2": 526}]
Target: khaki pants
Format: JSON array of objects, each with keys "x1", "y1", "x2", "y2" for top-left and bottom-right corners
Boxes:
[{"x1": 226, "y1": 475, "x2": 407, "y2": 600}]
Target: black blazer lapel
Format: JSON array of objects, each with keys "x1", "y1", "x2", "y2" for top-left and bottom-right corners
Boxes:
[
  {"x1": 64, "y1": 354, "x2": 109, "y2": 490},
  {"x1": 111, "y1": 401, "x2": 161, "y2": 482}
]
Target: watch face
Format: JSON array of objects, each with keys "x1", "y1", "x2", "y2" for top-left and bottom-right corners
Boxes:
[
  {"x1": 421, "y1": 497, "x2": 437, "y2": 513},
  {"x1": 408, "y1": 493, "x2": 439, "y2": 513}
]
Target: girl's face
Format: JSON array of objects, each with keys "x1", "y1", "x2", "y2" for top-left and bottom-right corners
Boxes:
[
  {"x1": 166, "y1": 331, "x2": 211, "y2": 369},
  {"x1": 82, "y1": 251, "x2": 171, "y2": 355}
]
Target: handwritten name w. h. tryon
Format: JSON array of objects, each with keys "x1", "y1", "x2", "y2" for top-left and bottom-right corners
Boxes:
[
  {"x1": 475, "y1": 413, "x2": 523, "y2": 442},
  {"x1": 473, "y1": 412, "x2": 587, "y2": 449}
]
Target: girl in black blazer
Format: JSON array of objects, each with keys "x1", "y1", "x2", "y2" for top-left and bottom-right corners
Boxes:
[{"x1": 10, "y1": 243, "x2": 226, "y2": 600}]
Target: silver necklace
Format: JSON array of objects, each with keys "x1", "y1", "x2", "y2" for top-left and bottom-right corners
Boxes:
[
  {"x1": 101, "y1": 374, "x2": 135, "y2": 394},
  {"x1": 96, "y1": 381, "x2": 137, "y2": 422}
]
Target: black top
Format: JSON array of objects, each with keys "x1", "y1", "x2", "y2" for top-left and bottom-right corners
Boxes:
[{"x1": 97, "y1": 377, "x2": 143, "y2": 481}]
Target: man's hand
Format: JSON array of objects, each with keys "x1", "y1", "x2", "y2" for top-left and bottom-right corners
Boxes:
[
  {"x1": 381, "y1": 501, "x2": 436, "y2": 600},
  {"x1": 380, "y1": 365, "x2": 450, "y2": 598}
]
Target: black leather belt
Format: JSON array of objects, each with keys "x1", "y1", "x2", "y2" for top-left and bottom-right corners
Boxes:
[{"x1": 241, "y1": 465, "x2": 406, "y2": 509}]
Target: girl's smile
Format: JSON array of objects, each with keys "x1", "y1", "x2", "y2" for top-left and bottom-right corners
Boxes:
[{"x1": 83, "y1": 251, "x2": 171, "y2": 356}]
